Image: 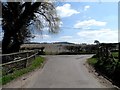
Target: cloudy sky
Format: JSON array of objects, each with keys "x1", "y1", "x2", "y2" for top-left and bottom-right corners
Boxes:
[
  {"x1": 0, "y1": 1, "x2": 119, "y2": 44},
  {"x1": 32, "y1": 1, "x2": 118, "y2": 44}
]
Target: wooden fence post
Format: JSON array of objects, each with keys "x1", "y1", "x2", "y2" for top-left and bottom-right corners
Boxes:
[
  {"x1": 25, "y1": 52, "x2": 29, "y2": 67},
  {"x1": 118, "y1": 42, "x2": 120, "y2": 62}
]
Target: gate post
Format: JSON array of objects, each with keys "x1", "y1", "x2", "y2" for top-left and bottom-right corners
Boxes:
[{"x1": 118, "y1": 42, "x2": 120, "y2": 62}]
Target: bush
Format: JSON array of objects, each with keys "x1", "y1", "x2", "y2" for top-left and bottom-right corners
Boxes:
[{"x1": 88, "y1": 55, "x2": 120, "y2": 87}]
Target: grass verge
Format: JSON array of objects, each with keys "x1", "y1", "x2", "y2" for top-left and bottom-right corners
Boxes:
[
  {"x1": 1, "y1": 56, "x2": 44, "y2": 85},
  {"x1": 87, "y1": 57, "x2": 97, "y2": 66},
  {"x1": 112, "y1": 52, "x2": 118, "y2": 58},
  {"x1": 87, "y1": 55, "x2": 120, "y2": 87}
]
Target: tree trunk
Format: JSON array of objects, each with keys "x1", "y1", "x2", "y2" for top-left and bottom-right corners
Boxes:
[
  {"x1": 2, "y1": 32, "x2": 11, "y2": 54},
  {"x1": 11, "y1": 35, "x2": 21, "y2": 53},
  {"x1": 2, "y1": 32, "x2": 21, "y2": 54}
]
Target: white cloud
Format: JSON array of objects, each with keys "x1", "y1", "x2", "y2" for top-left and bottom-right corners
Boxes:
[
  {"x1": 59, "y1": 21, "x2": 63, "y2": 27},
  {"x1": 77, "y1": 29, "x2": 118, "y2": 43},
  {"x1": 42, "y1": 35, "x2": 51, "y2": 39},
  {"x1": 34, "y1": 34, "x2": 51, "y2": 39},
  {"x1": 60, "y1": 36, "x2": 73, "y2": 39},
  {"x1": 56, "y1": 4, "x2": 80, "y2": 18},
  {"x1": 74, "y1": 19, "x2": 107, "y2": 28},
  {"x1": 84, "y1": 5, "x2": 90, "y2": 11}
]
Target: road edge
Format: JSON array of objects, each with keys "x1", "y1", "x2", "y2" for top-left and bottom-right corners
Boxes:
[{"x1": 85, "y1": 60, "x2": 120, "y2": 89}]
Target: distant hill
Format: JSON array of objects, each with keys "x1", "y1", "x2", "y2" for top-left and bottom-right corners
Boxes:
[
  {"x1": 24, "y1": 42, "x2": 40, "y2": 44},
  {"x1": 53, "y1": 42, "x2": 75, "y2": 44},
  {"x1": 24, "y1": 42, "x2": 75, "y2": 45}
]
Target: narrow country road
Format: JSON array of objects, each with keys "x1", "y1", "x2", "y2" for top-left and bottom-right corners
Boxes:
[{"x1": 3, "y1": 55, "x2": 114, "y2": 88}]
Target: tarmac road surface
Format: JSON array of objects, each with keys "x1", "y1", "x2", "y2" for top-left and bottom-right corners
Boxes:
[{"x1": 3, "y1": 55, "x2": 114, "y2": 88}]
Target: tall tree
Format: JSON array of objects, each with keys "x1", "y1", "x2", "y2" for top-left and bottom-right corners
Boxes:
[
  {"x1": 94, "y1": 40, "x2": 100, "y2": 45},
  {"x1": 2, "y1": 1, "x2": 60, "y2": 54}
]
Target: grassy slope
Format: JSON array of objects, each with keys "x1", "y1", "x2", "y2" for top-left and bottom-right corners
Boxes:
[
  {"x1": 1, "y1": 56, "x2": 44, "y2": 85},
  {"x1": 87, "y1": 55, "x2": 120, "y2": 87},
  {"x1": 87, "y1": 57, "x2": 98, "y2": 66}
]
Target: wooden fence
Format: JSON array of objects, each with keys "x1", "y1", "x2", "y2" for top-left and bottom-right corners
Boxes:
[{"x1": 0, "y1": 50, "x2": 39, "y2": 76}]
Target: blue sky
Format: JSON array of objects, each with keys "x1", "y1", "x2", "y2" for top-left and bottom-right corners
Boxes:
[
  {"x1": 0, "y1": 1, "x2": 119, "y2": 44},
  {"x1": 31, "y1": 1, "x2": 118, "y2": 44}
]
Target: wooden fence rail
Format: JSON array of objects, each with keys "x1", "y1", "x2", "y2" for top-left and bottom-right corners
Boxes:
[{"x1": 0, "y1": 50, "x2": 39, "y2": 76}]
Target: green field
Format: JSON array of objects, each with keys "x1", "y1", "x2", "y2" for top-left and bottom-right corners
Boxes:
[{"x1": 112, "y1": 52, "x2": 118, "y2": 58}]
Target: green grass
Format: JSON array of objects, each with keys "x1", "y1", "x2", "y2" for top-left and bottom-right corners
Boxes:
[
  {"x1": 87, "y1": 57, "x2": 98, "y2": 66},
  {"x1": 87, "y1": 54, "x2": 120, "y2": 87},
  {"x1": 1, "y1": 56, "x2": 44, "y2": 85},
  {"x1": 112, "y1": 52, "x2": 118, "y2": 58}
]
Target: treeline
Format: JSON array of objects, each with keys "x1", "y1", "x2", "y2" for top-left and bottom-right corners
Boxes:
[{"x1": 58, "y1": 44, "x2": 97, "y2": 55}]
